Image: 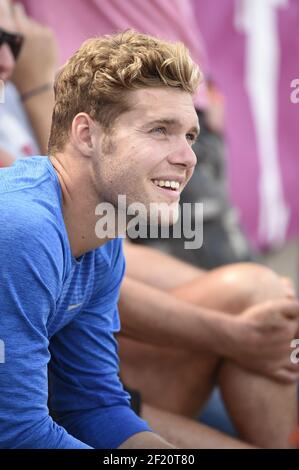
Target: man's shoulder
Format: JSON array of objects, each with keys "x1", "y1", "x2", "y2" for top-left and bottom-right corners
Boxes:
[
  {"x1": 2, "y1": 198, "x2": 60, "y2": 237},
  {"x1": 0, "y1": 197, "x2": 67, "y2": 294},
  {"x1": 0, "y1": 190, "x2": 66, "y2": 265},
  {"x1": 0, "y1": 157, "x2": 64, "y2": 244}
]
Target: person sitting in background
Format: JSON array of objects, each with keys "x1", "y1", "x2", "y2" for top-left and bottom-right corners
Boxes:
[{"x1": 0, "y1": 1, "x2": 57, "y2": 166}]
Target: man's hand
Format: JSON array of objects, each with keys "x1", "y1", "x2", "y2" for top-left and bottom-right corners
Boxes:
[
  {"x1": 227, "y1": 299, "x2": 299, "y2": 383},
  {"x1": 280, "y1": 276, "x2": 296, "y2": 299}
]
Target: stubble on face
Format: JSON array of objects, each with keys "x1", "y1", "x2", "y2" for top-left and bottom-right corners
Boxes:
[
  {"x1": 92, "y1": 87, "x2": 198, "y2": 228},
  {"x1": 101, "y1": 132, "x2": 117, "y2": 156}
]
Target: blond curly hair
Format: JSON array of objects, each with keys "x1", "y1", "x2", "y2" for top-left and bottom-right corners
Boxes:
[{"x1": 48, "y1": 29, "x2": 201, "y2": 154}]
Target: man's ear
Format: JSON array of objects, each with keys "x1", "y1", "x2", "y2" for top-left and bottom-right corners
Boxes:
[{"x1": 70, "y1": 113, "x2": 97, "y2": 157}]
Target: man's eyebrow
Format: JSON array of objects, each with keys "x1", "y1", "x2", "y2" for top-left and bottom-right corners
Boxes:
[{"x1": 143, "y1": 118, "x2": 200, "y2": 137}]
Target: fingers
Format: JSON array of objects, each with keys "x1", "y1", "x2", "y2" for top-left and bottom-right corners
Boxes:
[
  {"x1": 13, "y1": 2, "x2": 26, "y2": 17},
  {"x1": 267, "y1": 357, "x2": 299, "y2": 383},
  {"x1": 285, "y1": 363, "x2": 299, "y2": 375},
  {"x1": 274, "y1": 368, "x2": 299, "y2": 384},
  {"x1": 280, "y1": 276, "x2": 297, "y2": 299},
  {"x1": 273, "y1": 299, "x2": 299, "y2": 320},
  {"x1": 12, "y1": 1, "x2": 26, "y2": 26},
  {"x1": 285, "y1": 289, "x2": 296, "y2": 300},
  {"x1": 248, "y1": 298, "x2": 299, "y2": 319},
  {"x1": 280, "y1": 276, "x2": 295, "y2": 289},
  {"x1": 0, "y1": 0, "x2": 13, "y2": 18}
]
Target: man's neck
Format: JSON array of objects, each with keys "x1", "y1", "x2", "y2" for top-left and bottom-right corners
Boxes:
[{"x1": 49, "y1": 153, "x2": 110, "y2": 258}]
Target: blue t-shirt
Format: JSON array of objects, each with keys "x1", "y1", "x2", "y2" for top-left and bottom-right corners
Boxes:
[{"x1": 0, "y1": 156, "x2": 150, "y2": 449}]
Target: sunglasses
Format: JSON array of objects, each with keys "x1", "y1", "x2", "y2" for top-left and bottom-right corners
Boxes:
[{"x1": 0, "y1": 27, "x2": 24, "y2": 60}]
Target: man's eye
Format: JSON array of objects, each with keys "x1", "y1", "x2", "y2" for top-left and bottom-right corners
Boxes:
[
  {"x1": 150, "y1": 127, "x2": 167, "y2": 135},
  {"x1": 186, "y1": 133, "x2": 196, "y2": 144}
]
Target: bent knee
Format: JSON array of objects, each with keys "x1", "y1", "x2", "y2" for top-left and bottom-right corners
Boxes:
[{"x1": 215, "y1": 263, "x2": 285, "y2": 312}]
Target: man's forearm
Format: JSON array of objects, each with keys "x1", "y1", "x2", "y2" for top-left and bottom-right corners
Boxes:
[
  {"x1": 119, "y1": 277, "x2": 235, "y2": 356},
  {"x1": 124, "y1": 241, "x2": 205, "y2": 290}
]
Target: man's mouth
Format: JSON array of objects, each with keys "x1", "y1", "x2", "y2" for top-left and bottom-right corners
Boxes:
[{"x1": 151, "y1": 179, "x2": 181, "y2": 191}]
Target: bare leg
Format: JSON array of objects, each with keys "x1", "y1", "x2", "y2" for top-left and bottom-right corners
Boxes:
[
  {"x1": 170, "y1": 262, "x2": 287, "y2": 310},
  {"x1": 219, "y1": 362, "x2": 297, "y2": 449},
  {"x1": 119, "y1": 262, "x2": 298, "y2": 448},
  {"x1": 142, "y1": 404, "x2": 254, "y2": 449},
  {"x1": 120, "y1": 337, "x2": 218, "y2": 416},
  {"x1": 118, "y1": 431, "x2": 174, "y2": 449},
  {"x1": 173, "y1": 263, "x2": 298, "y2": 447}
]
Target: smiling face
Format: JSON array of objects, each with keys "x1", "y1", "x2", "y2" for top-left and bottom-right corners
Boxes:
[{"x1": 91, "y1": 86, "x2": 199, "y2": 224}]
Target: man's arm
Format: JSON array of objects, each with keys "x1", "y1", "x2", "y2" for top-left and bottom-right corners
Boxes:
[
  {"x1": 119, "y1": 276, "x2": 299, "y2": 382},
  {"x1": 119, "y1": 276, "x2": 234, "y2": 354},
  {"x1": 49, "y1": 240, "x2": 171, "y2": 449},
  {"x1": 124, "y1": 241, "x2": 204, "y2": 289},
  {"x1": 0, "y1": 210, "x2": 91, "y2": 448}
]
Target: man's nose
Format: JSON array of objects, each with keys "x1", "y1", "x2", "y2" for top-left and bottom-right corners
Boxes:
[
  {"x1": 167, "y1": 141, "x2": 197, "y2": 169},
  {"x1": 0, "y1": 44, "x2": 15, "y2": 81}
]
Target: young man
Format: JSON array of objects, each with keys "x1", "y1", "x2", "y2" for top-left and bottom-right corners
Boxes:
[{"x1": 0, "y1": 27, "x2": 203, "y2": 449}]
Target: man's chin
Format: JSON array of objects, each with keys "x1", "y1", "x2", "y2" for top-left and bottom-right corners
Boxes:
[{"x1": 148, "y1": 201, "x2": 180, "y2": 226}]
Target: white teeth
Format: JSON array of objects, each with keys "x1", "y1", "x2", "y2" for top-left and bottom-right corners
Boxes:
[{"x1": 152, "y1": 179, "x2": 180, "y2": 190}]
